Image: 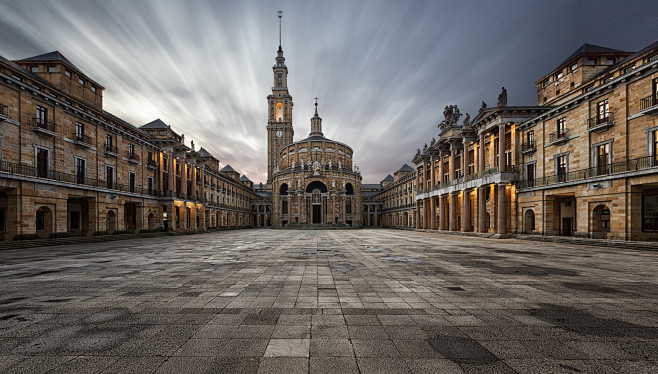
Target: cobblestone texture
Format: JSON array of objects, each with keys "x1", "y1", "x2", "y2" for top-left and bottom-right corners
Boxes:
[{"x1": 0, "y1": 229, "x2": 656, "y2": 373}]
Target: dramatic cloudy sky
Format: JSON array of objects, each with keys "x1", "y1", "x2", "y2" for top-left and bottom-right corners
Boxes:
[{"x1": 1, "y1": 1, "x2": 656, "y2": 183}]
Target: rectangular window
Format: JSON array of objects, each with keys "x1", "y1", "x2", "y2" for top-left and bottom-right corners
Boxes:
[
  {"x1": 557, "y1": 117, "x2": 566, "y2": 138},
  {"x1": 75, "y1": 122, "x2": 84, "y2": 140},
  {"x1": 65, "y1": 70, "x2": 71, "y2": 77},
  {"x1": 653, "y1": 78, "x2": 658, "y2": 106},
  {"x1": 526, "y1": 163, "x2": 535, "y2": 187},
  {"x1": 129, "y1": 144, "x2": 134, "y2": 157},
  {"x1": 163, "y1": 156, "x2": 168, "y2": 170},
  {"x1": 36, "y1": 105, "x2": 47, "y2": 125},
  {"x1": 79, "y1": 78, "x2": 85, "y2": 86},
  {"x1": 570, "y1": 62, "x2": 578, "y2": 71},
  {"x1": 527, "y1": 130, "x2": 534, "y2": 147},
  {"x1": 596, "y1": 143, "x2": 610, "y2": 175},
  {"x1": 105, "y1": 134, "x2": 112, "y2": 151},
  {"x1": 76, "y1": 158, "x2": 86, "y2": 184},
  {"x1": 556, "y1": 154, "x2": 568, "y2": 182},
  {"x1": 653, "y1": 130, "x2": 658, "y2": 165},
  {"x1": 277, "y1": 73, "x2": 282, "y2": 81},
  {"x1": 282, "y1": 199, "x2": 288, "y2": 214},
  {"x1": 47, "y1": 66, "x2": 55, "y2": 73},
  {"x1": 555, "y1": 71, "x2": 563, "y2": 80},
  {"x1": 643, "y1": 194, "x2": 658, "y2": 232},
  {"x1": 129, "y1": 172, "x2": 136, "y2": 193},
  {"x1": 588, "y1": 58, "x2": 597, "y2": 65},
  {"x1": 91, "y1": 86, "x2": 97, "y2": 93},
  {"x1": 147, "y1": 176, "x2": 153, "y2": 195},
  {"x1": 30, "y1": 66, "x2": 38, "y2": 73},
  {"x1": 606, "y1": 58, "x2": 615, "y2": 65},
  {"x1": 36, "y1": 148, "x2": 49, "y2": 178},
  {"x1": 106, "y1": 166, "x2": 114, "y2": 189},
  {"x1": 597, "y1": 99, "x2": 610, "y2": 123},
  {"x1": 542, "y1": 80, "x2": 549, "y2": 88}
]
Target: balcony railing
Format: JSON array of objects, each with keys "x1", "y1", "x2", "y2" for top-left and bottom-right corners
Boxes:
[
  {"x1": 32, "y1": 118, "x2": 57, "y2": 134},
  {"x1": 548, "y1": 129, "x2": 569, "y2": 144},
  {"x1": 0, "y1": 160, "x2": 159, "y2": 196},
  {"x1": 127, "y1": 152, "x2": 140, "y2": 163},
  {"x1": 521, "y1": 141, "x2": 536, "y2": 153},
  {"x1": 587, "y1": 112, "x2": 614, "y2": 131},
  {"x1": 640, "y1": 94, "x2": 658, "y2": 112},
  {"x1": 0, "y1": 104, "x2": 8, "y2": 118},
  {"x1": 73, "y1": 133, "x2": 93, "y2": 147},
  {"x1": 518, "y1": 155, "x2": 658, "y2": 189},
  {"x1": 104, "y1": 144, "x2": 118, "y2": 156},
  {"x1": 147, "y1": 159, "x2": 157, "y2": 168}
]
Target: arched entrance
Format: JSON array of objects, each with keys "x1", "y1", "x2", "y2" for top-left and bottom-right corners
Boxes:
[
  {"x1": 306, "y1": 181, "x2": 328, "y2": 224},
  {"x1": 147, "y1": 212, "x2": 155, "y2": 229},
  {"x1": 524, "y1": 209, "x2": 535, "y2": 234},
  {"x1": 591, "y1": 204, "x2": 611, "y2": 239},
  {"x1": 36, "y1": 206, "x2": 53, "y2": 239},
  {"x1": 106, "y1": 210, "x2": 117, "y2": 233}
]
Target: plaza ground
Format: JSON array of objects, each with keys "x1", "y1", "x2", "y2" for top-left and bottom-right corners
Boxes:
[{"x1": 0, "y1": 229, "x2": 656, "y2": 373}]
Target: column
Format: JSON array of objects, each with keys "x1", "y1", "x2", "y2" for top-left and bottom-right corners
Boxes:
[
  {"x1": 462, "y1": 189, "x2": 471, "y2": 232},
  {"x1": 180, "y1": 160, "x2": 187, "y2": 198},
  {"x1": 430, "y1": 156, "x2": 436, "y2": 188},
  {"x1": 199, "y1": 166, "x2": 205, "y2": 202},
  {"x1": 297, "y1": 194, "x2": 301, "y2": 224},
  {"x1": 367, "y1": 205, "x2": 371, "y2": 226},
  {"x1": 342, "y1": 196, "x2": 346, "y2": 224},
  {"x1": 374, "y1": 205, "x2": 378, "y2": 226},
  {"x1": 430, "y1": 197, "x2": 436, "y2": 230},
  {"x1": 438, "y1": 154, "x2": 444, "y2": 185},
  {"x1": 449, "y1": 145, "x2": 456, "y2": 182},
  {"x1": 449, "y1": 193, "x2": 457, "y2": 231},
  {"x1": 191, "y1": 162, "x2": 197, "y2": 199},
  {"x1": 478, "y1": 187, "x2": 487, "y2": 233},
  {"x1": 498, "y1": 124, "x2": 506, "y2": 172},
  {"x1": 439, "y1": 195, "x2": 445, "y2": 230},
  {"x1": 167, "y1": 152, "x2": 174, "y2": 194},
  {"x1": 497, "y1": 183, "x2": 507, "y2": 234},
  {"x1": 479, "y1": 133, "x2": 486, "y2": 173},
  {"x1": 288, "y1": 197, "x2": 292, "y2": 224},
  {"x1": 415, "y1": 201, "x2": 420, "y2": 229},
  {"x1": 463, "y1": 141, "x2": 469, "y2": 177}
]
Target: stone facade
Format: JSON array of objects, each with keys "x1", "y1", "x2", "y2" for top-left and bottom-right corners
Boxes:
[
  {"x1": 0, "y1": 52, "x2": 258, "y2": 241},
  {"x1": 371, "y1": 164, "x2": 416, "y2": 229}
]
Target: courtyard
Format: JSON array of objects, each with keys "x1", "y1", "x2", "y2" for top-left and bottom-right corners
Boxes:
[{"x1": 0, "y1": 229, "x2": 656, "y2": 373}]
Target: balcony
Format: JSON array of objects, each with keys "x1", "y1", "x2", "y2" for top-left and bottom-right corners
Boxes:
[
  {"x1": 73, "y1": 133, "x2": 93, "y2": 148},
  {"x1": 521, "y1": 141, "x2": 536, "y2": 154},
  {"x1": 32, "y1": 118, "x2": 57, "y2": 137},
  {"x1": 587, "y1": 112, "x2": 614, "y2": 133},
  {"x1": 127, "y1": 152, "x2": 140, "y2": 164},
  {"x1": 518, "y1": 155, "x2": 658, "y2": 190},
  {"x1": 547, "y1": 129, "x2": 569, "y2": 146},
  {"x1": 147, "y1": 158, "x2": 157, "y2": 169},
  {"x1": 104, "y1": 145, "x2": 118, "y2": 157},
  {"x1": 639, "y1": 94, "x2": 658, "y2": 115}
]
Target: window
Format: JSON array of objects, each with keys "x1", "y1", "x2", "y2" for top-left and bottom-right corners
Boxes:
[
  {"x1": 186, "y1": 207, "x2": 191, "y2": 228},
  {"x1": 176, "y1": 206, "x2": 180, "y2": 228},
  {"x1": 30, "y1": 66, "x2": 38, "y2": 73},
  {"x1": 65, "y1": 70, "x2": 71, "y2": 77},
  {"x1": 129, "y1": 144, "x2": 134, "y2": 158},
  {"x1": 642, "y1": 193, "x2": 658, "y2": 232},
  {"x1": 570, "y1": 62, "x2": 578, "y2": 71},
  {"x1": 105, "y1": 134, "x2": 113, "y2": 151},
  {"x1": 588, "y1": 58, "x2": 597, "y2": 65},
  {"x1": 556, "y1": 154, "x2": 568, "y2": 182},
  {"x1": 163, "y1": 156, "x2": 168, "y2": 170},
  {"x1": 556, "y1": 89, "x2": 560, "y2": 95},
  {"x1": 525, "y1": 163, "x2": 535, "y2": 187},
  {"x1": 147, "y1": 176, "x2": 153, "y2": 195},
  {"x1": 606, "y1": 58, "x2": 615, "y2": 65},
  {"x1": 47, "y1": 66, "x2": 55, "y2": 73},
  {"x1": 75, "y1": 122, "x2": 84, "y2": 141},
  {"x1": 653, "y1": 130, "x2": 658, "y2": 164},
  {"x1": 595, "y1": 143, "x2": 610, "y2": 175},
  {"x1": 36, "y1": 105, "x2": 47, "y2": 125},
  {"x1": 557, "y1": 117, "x2": 566, "y2": 138},
  {"x1": 542, "y1": 80, "x2": 549, "y2": 88},
  {"x1": 36, "y1": 210, "x2": 45, "y2": 230},
  {"x1": 79, "y1": 78, "x2": 85, "y2": 86},
  {"x1": 555, "y1": 71, "x2": 563, "y2": 80},
  {"x1": 76, "y1": 158, "x2": 86, "y2": 184},
  {"x1": 277, "y1": 73, "x2": 282, "y2": 81},
  {"x1": 36, "y1": 147, "x2": 49, "y2": 178},
  {"x1": 106, "y1": 165, "x2": 114, "y2": 189},
  {"x1": 129, "y1": 172, "x2": 136, "y2": 193},
  {"x1": 526, "y1": 130, "x2": 534, "y2": 147},
  {"x1": 597, "y1": 99, "x2": 610, "y2": 124},
  {"x1": 91, "y1": 86, "x2": 97, "y2": 93}
]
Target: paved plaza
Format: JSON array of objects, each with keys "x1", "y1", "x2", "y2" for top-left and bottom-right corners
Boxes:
[{"x1": 0, "y1": 229, "x2": 656, "y2": 373}]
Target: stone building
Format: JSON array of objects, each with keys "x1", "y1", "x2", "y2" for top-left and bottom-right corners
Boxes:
[
  {"x1": 413, "y1": 41, "x2": 658, "y2": 241},
  {"x1": 266, "y1": 37, "x2": 363, "y2": 227},
  {"x1": 373, "y1": 164, "x2": 417, "y2": 229},
  {"x1": 0, "y1": 51, "x2": 258, "y2": 240}
]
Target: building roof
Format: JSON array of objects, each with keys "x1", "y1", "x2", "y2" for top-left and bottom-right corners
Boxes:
[
  {"x1": 220, "y1": 164, "x2": 237, "y2": 173},
  {"x1": 198, "y1": 147, "x2": 212, "y2": 157},
  {"x1": 240, "y1": 175, "x2": 251, "y2": 182},
  {"x1": 397, "y1": 163, "x2": 414, "y2": 172},
  {"x1": 16, "y1": 51, "x2": 81, "y2": 71},
  {"x1": 362, "y1": 183, "x2": 382, "y2": 189},
  {"x1": 558, "y1": 43, "x2": 627, "y2": 68},
  {"x1": 141, "y1": 118, "x2": 169, "y2": 129},
  {"x1": 382, "y1": 174, "x2": 394, "y2": 181}
]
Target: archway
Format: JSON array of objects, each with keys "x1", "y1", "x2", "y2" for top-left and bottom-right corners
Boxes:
[
  {"x1": 524, "y1": 209, "x2": 535, "y2": 234},
  {"x1": 106, "y1": 210, "x2": 117, "y2": 233},
  {"x1": 591, "y1": 204, "x2": 611, "y2": 239},
  {"x1": 279, "y1": 183, "x2": 288, "y2": 195},
  {"x1": 306, "y1": 181, "x2": 327, "y2": 193},
  {"x1": 148, "y1": 212, "x2": 155, "y2": 229},
  {"x1": 36, "y1": 206, "x2": 53, "y2": 239},
  {"x1": 345, "y1": 183, "x2": 354, "y2": 195}
]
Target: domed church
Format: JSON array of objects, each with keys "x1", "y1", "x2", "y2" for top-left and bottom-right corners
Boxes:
[{"x1": 266, "y1": 15, "x2": 362, "y2": 227}]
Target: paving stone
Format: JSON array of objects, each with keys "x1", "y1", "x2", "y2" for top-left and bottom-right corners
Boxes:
[
  {"x1": 309, "y1": 357, "x2": 359, "y2": 374},
  {"x1": 263, "y1": 339, "x2": 310, "y2": 357},
  {"x1": 309, "y1": 338, "x2": 354, "y2": 357}
]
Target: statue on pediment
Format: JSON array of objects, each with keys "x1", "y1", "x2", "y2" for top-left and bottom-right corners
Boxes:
[
  {"x1": 497, "y1": 87, "x2": 507, "y2": 107},
  {"x1": 479, "y1": 101, "x2": 487, "y2": 113},
  {"x1": 438, "y1": 105, "x2": 462, "y2": 129},
  {"x1": 463, "y1": 113, "x2": 471, "y2": 127}
]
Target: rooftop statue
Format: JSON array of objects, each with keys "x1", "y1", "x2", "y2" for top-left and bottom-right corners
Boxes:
[
  {"x1": 479, "y1": 101, "x2": 487, "y2": 113},
  {"x1": 463, "y1": 113, "x2": 471, "y2": 127},
  {"x1": 438, "y1": 105, "x2": 462, "y2": 129},
  {"x1": 497, "y1": 87, "x2": 507, "y2": 107}
]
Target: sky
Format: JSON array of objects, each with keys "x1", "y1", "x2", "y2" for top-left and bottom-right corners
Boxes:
[{"x1": 1, "y1": 1, "x2": 656, "y2": 184}]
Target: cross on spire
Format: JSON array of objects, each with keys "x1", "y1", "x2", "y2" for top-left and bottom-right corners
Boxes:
[
  {"x1": 314, "y1": 97, "x2": 319, "y2": 114},
  {"x1": 277, "y1": 10, "x2": 283, "y2": 47}
]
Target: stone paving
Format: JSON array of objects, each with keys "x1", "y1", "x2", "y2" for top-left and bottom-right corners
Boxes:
[{"x1": 0, "y1": 229, "x2": 657, "y2": 373}]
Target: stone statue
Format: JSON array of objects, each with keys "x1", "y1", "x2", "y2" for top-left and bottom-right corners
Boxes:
[
  {"x1": 190, "y1": 140, "x2": 195, "y2": 151},
  {"x1": 297, "y1": 179, "x2": 301, "y2": 188},
  {"x1": 463, "y1": 113, "x2": 471, "y2": 127},
  {"x1": 313, "y1": 161, "x2": 321, "y2": 176},
  {"x1": 332, "y1": 179, "x2": 336, "y2": 188},
  {"x1": 497, "y1": 87, "x2": 507, "y2": 107},
  {"x1": 438, "y1": 105, "x2": 462, "y2": 129},
  {"x1": 479, "y1": 101, "x2": 487, "y2": 113},
  {"x1": 329, "y1": 159, "x2": 332, "y2": 168},
  {"x1": 338, "y1": 160, "x2": 342, "y2": 169},
  {"x1": 291, "y1": 160, "x2": 295, "y2": 168}
]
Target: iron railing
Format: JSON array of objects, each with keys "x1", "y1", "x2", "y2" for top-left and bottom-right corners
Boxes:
[
  {"x1": 73, "y1": 133, "x2": 93, "y2": 145},
  {"x1": 127, "y1": 152, "x2": 140, "y2": 162},
  {"x1": 0, "y1": 160, "x2": 159, "y2": 196},
  {"x1": 548, "y1": 129, "x2": 569, "y2": 143},
  {"x1": 147, "y1": 159, "x2": 157, "y2": 167},
  {"x1": 587, "y1": 112, "x2": 614, "y2": 129},
  {"x1": 104, "y1": 144, "x2": 118, "y2": 154},
  {"x1": 640, "y1": 94, "x2": 658, "y2": 111},
  {"x1": 521, "y1": 141, "x2": 536, "y2": 152},
  {"x1": 32, "y1": 118, "x2": 56, "y2": 132},
  {"x1": 518, "y1": 155, "x2": 658, "y2": 189}
]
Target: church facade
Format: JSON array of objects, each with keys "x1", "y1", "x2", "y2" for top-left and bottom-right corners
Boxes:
[{"x1": 266, "y1": 41, "x2": 362, "y2": 227}]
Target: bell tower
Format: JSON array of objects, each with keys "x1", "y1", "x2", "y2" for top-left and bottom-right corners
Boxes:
[{"x1": 267, "y1": 10, "x2": 294, "y2": 184}]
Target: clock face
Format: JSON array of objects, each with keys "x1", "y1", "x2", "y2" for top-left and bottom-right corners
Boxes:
[{"x1": 276, "y1": 130, "x2": 283, "y2": 137}]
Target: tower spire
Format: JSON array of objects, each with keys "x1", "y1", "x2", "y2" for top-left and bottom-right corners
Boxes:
[
  {"x1": 314, "y1": 97, "x2": 318, "y2": 115},
  {"x1": 277, "y1": 10, "x2": 283, "y2": 48},
  {"x1": 310, "y1": 97, "x2": 323, "y2": 137}
]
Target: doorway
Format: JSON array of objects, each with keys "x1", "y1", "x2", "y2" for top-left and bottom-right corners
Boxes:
[
  {"x1": 312, "y1": 205, "x2": 321, "y2": 224},
  {"x1": 562, "y1": 217, "x2": 572, "y2": 236}
]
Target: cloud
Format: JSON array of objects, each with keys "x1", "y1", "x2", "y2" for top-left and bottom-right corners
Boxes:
[{"x1": 1, "y1": 0, "x2": 656, "y2": 183}]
